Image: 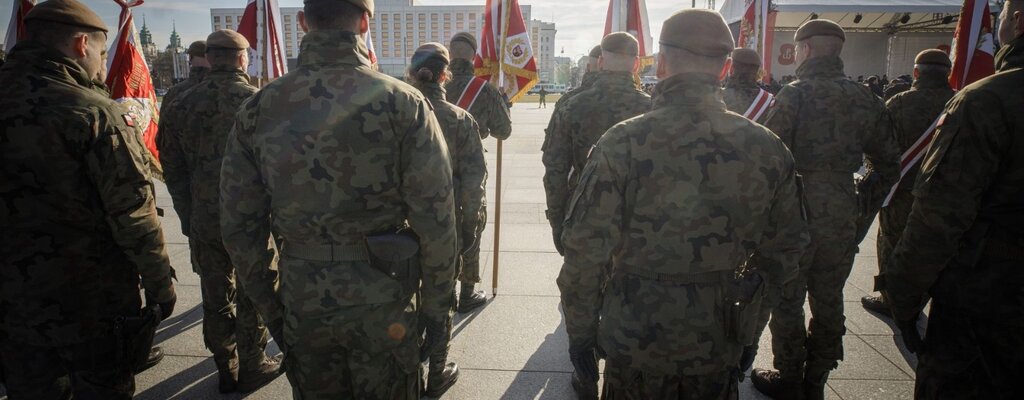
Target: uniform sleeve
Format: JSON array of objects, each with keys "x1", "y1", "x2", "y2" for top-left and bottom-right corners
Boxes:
[
  {"x1": 457, "y1": 116, "x2": 487, "y2": 252},
  {"x1": 157, "y1": 99, "x2": 192, "y2": 236},
  {"x1": 556, "y1": 131, "x2": 629, "y2": 351},
  {"x1": 761, "y1": 85, "x2": 801, "y2": 146},
  {"x1": 219, "y1": 99, "x2": 284, "y2": 324},
  {"x1": 862, "y1": 101, "x2": 900, "y2": 189},
  {"x1": 482, "y1": 84, "x2": 513, "y2": 140},
  {"x1": 541, "y1": 107, "x2": 572, "y2": 230},
  {"x1": 401, "y1": 99, "x2": 459, "y2": 323},
  {"x1": 883, "y1": 92, "x2": 1008, "y2": 321},
  {"x1": 84, "y1": 109, "x2": 174, "y2": 302},
  {"x1": 755, "y1": 149, "x2": 810, "y2": 286}
]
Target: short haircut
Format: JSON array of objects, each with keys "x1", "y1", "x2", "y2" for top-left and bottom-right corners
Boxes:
[
  {"x1": 600, "y1": 51, "x2": 636, "y2": 72},
  {"x1": 449, "y1": 40, "x2": 475, "y2": 60},
  {"x1": 801, "y1": 35, "x2": 844, "y2": 57},
  {"x1": 25, "y1": 20, "x2": 104, "y2": 49},
  {"x1": 915, "y1": 64, "x2": 951, "y2": 79},
  {"x1": 661, "y1": 46, "x2": 728, "y2": 76},
  {"x1": 303, "y1": 1, "x2": 363, "y2": 31},
  {"x1": 206, "y1": 48, "x2": 244, "y2": 67},
  {"x1": 732, "y1": 62, "x2": 760, "y2": 79}
]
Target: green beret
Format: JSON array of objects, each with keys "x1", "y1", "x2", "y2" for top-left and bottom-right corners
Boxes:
[
  {"x1": 602, "y1": 32, "x2": 640, "y2": 57},
  {"x1": 187, "y1": 41, "x2": 207, "y2": 57},
  {"x1": 732, "y1": 47, "x2": 761, "y2": 66},
  {"x1": 412, "y1": 42, "x2": 450, "y2": 66},
  {"x1": 915, "y1": 49, "x2": 952, "y2": 68},
  {"x1": 659, "y1": 9, "x2": 734, "y2": 57},
  {"x1": 450, "y1": 32, "x2": 477, "y2": 51},
  {"x1": 795, "y1": 19, "x2": 846, "y2": 42},
  {"x1": 304, "y1": 0, "x2": 374, "y2": 17},
  {"x1": 206, "y1": 30, "x2": 250, "y2": 51},
  {"x1": 588, "y1": 45, "x2": 603, "y2": 58},
  {"x1": 24, "y1": 0, "x2": 108, "y2": 33}
]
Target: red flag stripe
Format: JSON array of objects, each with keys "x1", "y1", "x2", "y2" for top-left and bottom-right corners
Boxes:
[
  {"x1": 882, "y1": 115, "x2": 942, "y2": 207},
  {"x1": 457, "y1": 77, "x2": 488, "y2": 110},
  {"x1": 743, "y1": 88, "x2": 774, "y2": 121}
]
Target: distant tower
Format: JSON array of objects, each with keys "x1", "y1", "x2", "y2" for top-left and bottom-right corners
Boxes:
[
  {"x1": 139, "y1": 15, "x2": 158, "y2": 65},
  {"x1": 168, "y1": 20, "x2": 182, "y2": 51}
]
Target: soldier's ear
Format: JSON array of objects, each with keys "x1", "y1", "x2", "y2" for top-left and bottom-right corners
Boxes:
[
  {"x1": 71, "y1": 33, "x2": 89, "y2": 60},
  {"x1": 298, "y1": 11, "x2": 309, "y2": 33},
  {"x1": 359, "y1": 12, "x2": 369, "y2": 35}
]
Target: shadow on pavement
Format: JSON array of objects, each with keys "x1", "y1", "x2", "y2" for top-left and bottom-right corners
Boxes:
[
  {"x1": 865, "y1": 305, "x2": 922, "y2": 371},
  {"x1": 154, "y1": 304, "x2": 203, "y2": 346},
  {"x1": 499, "y1": 303, "x2": 570, "y2": 400}
]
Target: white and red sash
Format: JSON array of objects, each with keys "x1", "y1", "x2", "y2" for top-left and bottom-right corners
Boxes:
[
  {"x1": 743, "y1": 88, "x2": 774, "y2": 121},
  {"x1": 457, "y1": 77, "x2": 488, "y2": 111},
  {"x1": 882, "y1": 114, "x2": 944, "y2": 207}
]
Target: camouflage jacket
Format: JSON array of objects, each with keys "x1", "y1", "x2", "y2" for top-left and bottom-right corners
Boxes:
[
  {"x1": 220, "y1": 30, "x2": 457, "y2": 324},
  {"x1": 160, "y1": 66, "x2": 209, "y2": 113},
  {"x1": 416, "y1": 82, "x2": 487, "y2": 251},
  {"x1": 762, "y1": 56, "x2": 899, "y2": 190},
  {"x1": 884, "y1": 37, "x2": 1024, "y2": 321},
  {"x1": 722, "y1": 74, "x2": 763, "y2": 116},
  {"x1": 160, "y1": 66, "x2": 256, "y2": 243},
  {"x1": 542, "y1": 71, "x2": 651, "y2": 226},
  {"x1": 883, "y1": 74, "x2": 954, "y2": 201},
  {"x1": 445, "y1": 58, "x2": 512, "y2": 140},
  {"x1": 0, "y1": 42, "x2": 175, "y2": 346},
  {"x1": 557, "y1": 73, "x2": 808, "y2": 375}
]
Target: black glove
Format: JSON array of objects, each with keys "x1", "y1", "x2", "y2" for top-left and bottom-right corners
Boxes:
[
  {"x1": 569, "y1": 346, "x2": 599, "y2": 383},
  {"x1": 419, "y1": 317, "x2": 448, "y2": 362},
  {"x1": 552, "y1": 225, "x2": 565, "y2": 256},
  {"x1": 147, "y1": 292, "x2": 176, "y2": 320},
  {"x1": 739, "y1": 344, "x2": 757, "y2": 372},
  {"x1": 897, "y1": 315, "x2": 924, "y2": 354}
]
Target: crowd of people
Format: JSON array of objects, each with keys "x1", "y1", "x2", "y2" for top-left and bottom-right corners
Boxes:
[{"x1": 0, "y1": 0, "x2": 1022, "y2": 399}]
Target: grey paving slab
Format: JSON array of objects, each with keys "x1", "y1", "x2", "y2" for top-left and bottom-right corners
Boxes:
[
  {"x1": 449, "y1": 296, "x2": 572, "y2": 373},
  {"x1": 134, "y1": 355, "x2": 291, "y2": 400},
  {"x1": 860, "y1": 335, "x2": 918, "y2": 377},
  {"x1": 829, "y1": 379, "x2": 915, "y2": 400},
  {"x1": 438, "y1": 369, "x2": 574, "y2": 400},
  {"x1": 479, "y1": 223, "x2": 557, "y2": 253},
  {"x1": 474, "y1": 251, "x2": 564, "y2": 297},
  {"x1": 830, "y1": 336, "x2": 912, "y2": 381}
]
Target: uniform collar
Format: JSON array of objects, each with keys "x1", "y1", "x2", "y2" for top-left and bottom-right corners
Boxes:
[
  {"x1": 724, "y1": 75, "x2": 760, "y2": 89},
  {"x1": 651, "y1": 72, "x2": 726, "y2": 111},
  {"x1": 592, "y1": 70, "x2": 638, "y2": 90},
  {"x1": 415, "y1": 81, "x2": 447, "y2": 101},
  {"x1": 911, "y1": 74, "x2": 950, "y2": 90},
  {"x1": 450, "y1": 58, "x2": 475, "y2": 76},
  {"x1": 6, "y1": 41, "x2": 94, "y2": 90},
  {"x1": 189, "y1": 66, "x2": 210, "y2": 81},
  {"x1": 297, "y1": 30, "x2": 372, "y2": 68},
  {"x1": 995, "y1": 35, "x2": 1024, "y2": 72},
  {"x1": 796, "y1": 56, "x2": 845, "y2": 80}
]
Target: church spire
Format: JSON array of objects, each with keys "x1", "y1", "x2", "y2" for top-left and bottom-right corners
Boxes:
[{"x1": 168, "y1": 19, "x2": 182, "y2": 50}]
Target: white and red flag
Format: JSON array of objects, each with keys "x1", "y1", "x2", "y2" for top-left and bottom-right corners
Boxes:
[
  {"x1": 4, "y1": 0, "x2": 35, "y2": 54},
  {"x1": 474, "y1": 0, "x2": 539, "y2": 104},
  {"x1": 237, "y1": 0, "x2": 288, "y2": 82},
  {"x1": 736, "y1": 0, "x2": 776, "y2": 83},
  {"x1": 949, "y1": 0, "x2": 995, "y2": 90},
  {"x1": 604, "y1": 0, "x2": 653, "y2": 65},
  {"x1": 364, "y1": 29, "x2": 377, "y2": 67},
  {"x1": 106, "y1": 0, "x2": 162, "y2": 175}
]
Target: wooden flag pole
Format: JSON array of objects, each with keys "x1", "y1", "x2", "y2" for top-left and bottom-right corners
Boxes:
[{"x1": 491, "y1": 140, "x2": 503, "y2": 297}]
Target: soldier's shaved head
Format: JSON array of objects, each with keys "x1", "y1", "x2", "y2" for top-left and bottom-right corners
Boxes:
[
  {"x1": 450, "y1": 40, "x2": 475, "y2": 61},
  {"x1": 998, "y1": 0, "x2": 1024, "y2": 44},
  {"x1": 299, "y1": 1, "x2": 366, "y2": 33}
]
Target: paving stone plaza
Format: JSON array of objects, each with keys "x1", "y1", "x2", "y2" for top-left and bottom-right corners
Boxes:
[{"x1": 127, "y1": 104, "x2": 919, "y2": 400}]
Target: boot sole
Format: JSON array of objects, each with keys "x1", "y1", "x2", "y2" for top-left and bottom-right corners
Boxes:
[
  {"x1": 424, "y1": 370, "x2": 460, "y2": 398},
  {"x1": 237, "y1": 370, "x2": 284, "y2": 393}
]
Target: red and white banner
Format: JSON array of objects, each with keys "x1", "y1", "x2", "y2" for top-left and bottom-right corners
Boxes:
[
  {"x1": 456, "y1": 76, "x2": 488, "y2": 110},
  {"x1": 949, "y1": 0, "x2": 995, "y2": 90},
  {"x1": 736, "y1": 0, "x2": 776, "y2": 83},
  {"x1": 106, "y1": 0, "x2": 162, "y2": 174},
  {"x1": 237, "y1": 0, "x2": 288, "y2": 81},
  {"x1": 4, "y1": 0, "x2": 35, "y2": 54},
  {"x1": 474, "y1": 0, "x2": 538, "y2": 104},
  {"x1": 364, "y1": 29, "x2": 377, "y2": 67},
  {"x1": 604, "y1": 0, "x2": 653, "y2": 65},
  {"x1": 882, "y1": 114, "x2": 944, "y2": 207},
  {"x1": 743, "y1": 88, "x2": 774, "y2": 121}
]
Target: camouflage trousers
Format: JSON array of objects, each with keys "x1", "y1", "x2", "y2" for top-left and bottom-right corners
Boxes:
[
  {"x1": 459, "y1": 202, "x2": 487, "y2": 284},
  {"x1": 0, "y1": 335, "x2": 134, "y2": 400},
  {"x1": 768, "y1": 178, "x2": 858, "y2": 376},
  {"x1": 283, "y1": 298, "x2": 422, "y2": 400},
  {"x1": 876, "y1": 189, "x2": 913, "y2": 275},
  {"x1": 601, "y1": 361, "x2": 739, "y2": 400},
  {"x1": 914, "y1": 303, "x2": 1024, "y2": 399},
  {"x1": 191, "y1": 239, "x2": 270, "y2": 371}
]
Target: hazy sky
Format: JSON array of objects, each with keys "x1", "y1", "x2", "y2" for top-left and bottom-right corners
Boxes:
[{"x1": 2, "y1": 0, "x2": 709, "y2": 59}]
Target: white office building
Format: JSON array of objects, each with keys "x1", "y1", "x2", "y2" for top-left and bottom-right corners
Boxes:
[{"x1": 211, "y1": 0, "x2": 555, "y2": 78}]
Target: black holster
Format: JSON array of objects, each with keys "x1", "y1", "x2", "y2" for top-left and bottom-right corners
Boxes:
[
  {"x1": 365, "y1": 228, "x2": 422, "y2": 295},
  {"x1": 113, "y1": 304, "x2": 162, "y2": 373},
  {"x1": 723, "y1": 270, "x2": 766, "y2": 346}
]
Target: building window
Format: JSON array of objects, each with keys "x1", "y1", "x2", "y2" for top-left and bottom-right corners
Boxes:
[
  {"x1": 284, "y1": 15, "x2": 291, "y2": 22},
  {"x1": 381, "y1": 14, "x2": 388, "y2": 21},
  {"x1": 469, "y1": 13, "x2": 476, "y2": 20},
  {"x1": 444, "y1": 14, "x2": 451, "y2": 21},
  {"x1": 382, "y1": 22, "x2": 388, "y2": 30},
  {"x1": 214, "y1": 16, "x2": 221, "y2": 23},
  {"x1": 431, "y1": 14, "x2": 438, "y2": 21},
  {"x1": 406, "y1": 23, "x2": 413, "y2": 30},
  {"x1": 457, "y1": 22, "x2": 464, "y2": 29}
]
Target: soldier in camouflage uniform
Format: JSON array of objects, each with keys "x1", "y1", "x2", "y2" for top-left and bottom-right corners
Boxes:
[
  {"x1": 722, "y1": 47, "x2": 766, "y2": 116},
  {"x1": 543, "y1": 32, "x2": 651, "y2": 262},
  {"x1": 160, "y1": 40, "x2": 210, "y2": 112},
  {"x1": 558, "y1": 45, "x2": 604, "y2": 107},
  {"x1": 881, "y1": 2, "x2": 1024, "y2": 397},
  {"x1": 860, "y1": 50, "x2": 954, "y2": 317},
  {"x1": 0, "y1": 1, "x2": 176, "y2": 398},
  {"x1": 406, "y1": 42, "x2": 487, "y2": 399},
  {"x1": 445, "y1": 31, "x2": 511, "y2": 312},
  {"x1": 159, "y1": 30, "x2": 282, "y2": 394},
  {"x1": 752, "y1": 20, "x2": 900, "y2": 400},
  {"x1": 558, "y1": 10, "x2": 808, "y2": 399},
  {"x1": 219, "y1": 1, "x2": 458, "y2": 398}
]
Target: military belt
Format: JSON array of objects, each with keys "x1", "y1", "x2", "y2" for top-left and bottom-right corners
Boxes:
[
  {"x1": 280, "y1": 242, "x2": 368, "y2": 262},
  {"x1": 618, "y1": 267, "x2": 730, "y2": 284}
]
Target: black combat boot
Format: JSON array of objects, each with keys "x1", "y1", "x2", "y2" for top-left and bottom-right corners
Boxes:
[
  {"x1": 136, "y1": 347, "x2": 164, "y2": 373},
  {"x1": 571, "y1": 371, "x2": 599, "y2": 400},
  {"x1": 752, "y1": 368, "x2": 804, "y2": 400},
  {"x1": 214, "y1": 357, "x2": 239, "y2": 394},
  {"x1": 860, "y1": 295, "x2": 892, "y2": 317},
  {"x1": 458, "y1": 282, "x2": 487, "y2": 313},
  {"x1": 424, "y1": 360, "x2": 460, "y2": 398},
  {"x1": 803, "y1": 358, "x2": 833, "y2": 400},
  {"x1": 237, "y1": 354, "x2": 283, "y2": 393}
]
